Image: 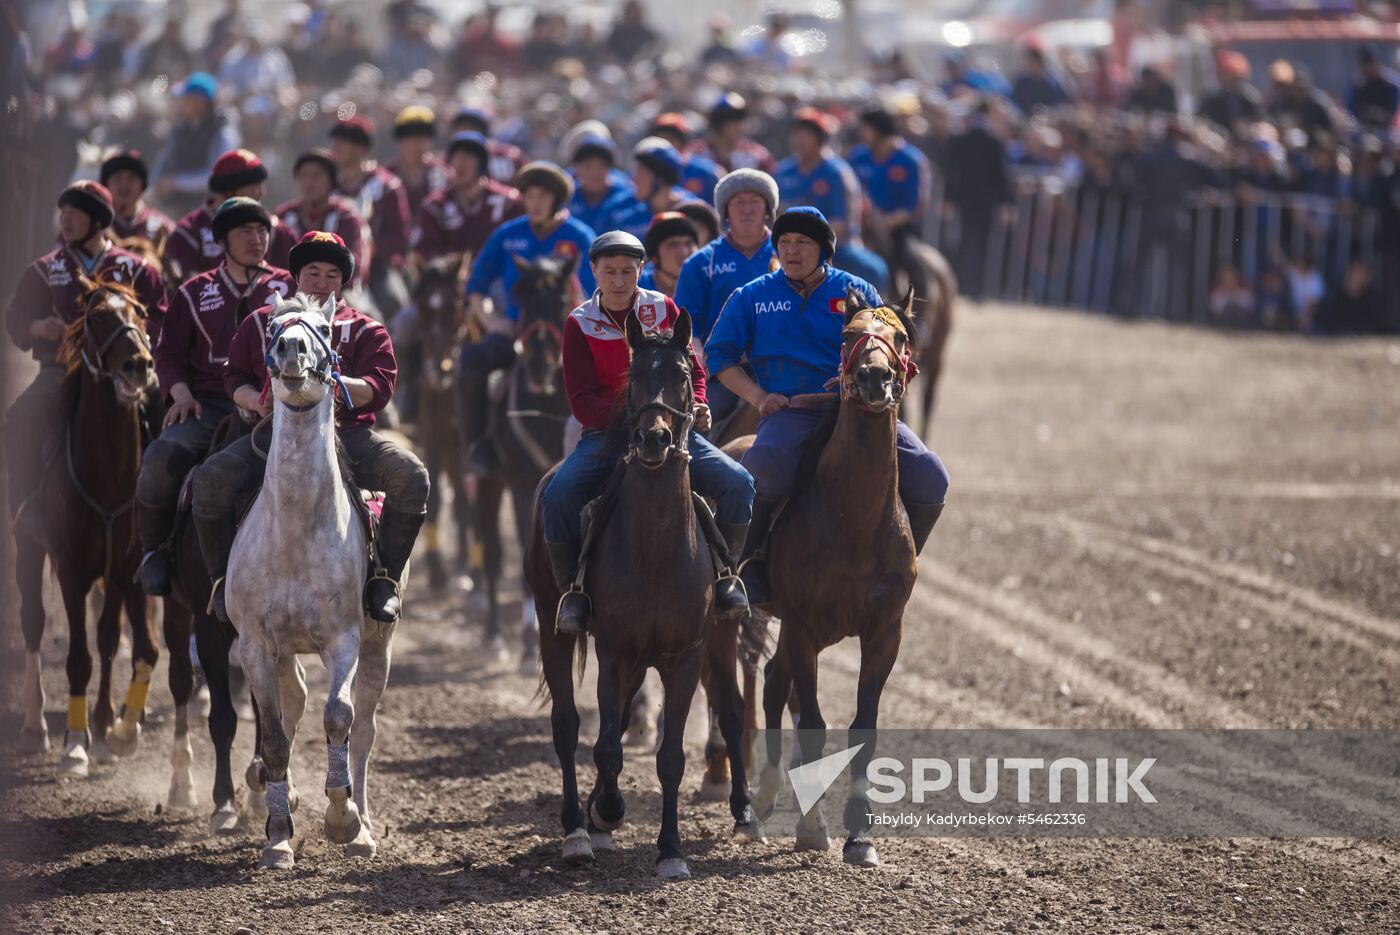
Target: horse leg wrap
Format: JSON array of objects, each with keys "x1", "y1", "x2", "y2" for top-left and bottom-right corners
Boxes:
[
  {"x1": 67, "y1": 696, "x2": 88, "y2": 733},
  {"x1": 424, "y1": 522, "x2": 440, "y2": 551},
  {"x1": 123, "y1": 660, "x2": 153, "y2": 716},
  {"x1": 326, "y1": 740, "x2": 352, "y2": 792},
  {"x1": 267, "y1": 779, "x2": 291, "y2": 817}
]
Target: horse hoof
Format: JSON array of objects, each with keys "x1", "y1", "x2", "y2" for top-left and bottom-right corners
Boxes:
[
  {"x1": 697, "y1": 778, "x2": 730, "y2": 802},
  {"x1": 844, "y1": 842, "x2": 879, "y2": 868},
  {"x1": 795, "y1": 832, "x2": 830, "y2": 852},
  {"x1": 588, "y1": 830, "x2": 616, "y2": 852},
  {"x1": 193, "y1": 684, "x2": 212, "y2": 720},
  {"x1": 655, "y1": 857, "x2": 691, "y2": 880},
  {"x1": 106, "y1": 720, "x2": 141, "y2": 757},
  {"x1": 243, "y1": 789, "x2": 269, "y2": 825},
  {"x1": 18, "y1": 727, "x2": 50, "y2": 755},
  {"x1": 589, "y1": 799, "x2": 624, "y2": 833},
  {"x1": 59, "y1": 742, "x2": 90, "y2": 778},
  {"x1": 167, "y1": 780, "x2": 199, "y2": 812},
  {"x1": 259, "y1": 841, "x2": 296, "y2": 870},
  {"x1": 562, "y1": 828, "x2": 594, "y2": 864},
  {"x1": 324, "y1": 789, "x2": 363, "y2": 845},
  {"x1": 345, "y1": 827, "x2": 378, "y2": 859},
  {"x1": 733, "y1": 820, "x2": 766, "y2": 842},
  {"x1": 210, "y1": 803, "x2": 241, "y2": 836},
  {"x1": 90, "y1": 737, "x2": 116, "y2": 765}
]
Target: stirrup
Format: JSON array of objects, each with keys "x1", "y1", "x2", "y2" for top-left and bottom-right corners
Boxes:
[
  {"x1": 364, "y1": 568, "x2": 404, "y2": 600},
  {"x1": 554, "y1": 585, "x2": 590, "y2": 635},
  {"x1": 207, "y1": 577, "x2": 226, "y2": 618}
]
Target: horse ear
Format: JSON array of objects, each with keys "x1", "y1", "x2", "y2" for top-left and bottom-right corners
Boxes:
[
  {"x1": 625, "y1": 307, "x2": 645, "y2": 351},
  {"x1": 512, "y1": 254, "x2": 532, "y2": 275},
  {"x1": 844, "y1": 284, "x2": 866, "y2": 326},
  {"x1": 893, "y1": 284, "x2": 918, "y2": 339},
  {"x1": 670, "y1": 306, "x2": 693, "y2": 353}
]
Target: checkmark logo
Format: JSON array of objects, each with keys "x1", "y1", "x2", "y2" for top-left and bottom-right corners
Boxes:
[{"x1": 787, "y1": 743, "x2": 865, "y2": 815}]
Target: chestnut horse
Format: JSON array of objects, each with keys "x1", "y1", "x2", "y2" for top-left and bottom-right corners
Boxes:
[
  {"x1": 16, "y1": 281, "x2": 160, "y2": 775},
  {"x1": 745, "y1": 287, "x2": 922, "y2": 868},
  {"x1": 525, "y1": 309, "x2": 755, "y2": 879}
]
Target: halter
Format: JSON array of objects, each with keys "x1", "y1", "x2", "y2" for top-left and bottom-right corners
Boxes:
[
  {"x1": 263, "y1": 312, "x2": 354, "y2": 409},
  {"x1": 832, "y1": 316, "x2": 919, "y2": 409},
  {"x1": 513, "y1": 317, "x2": 565, "y2": 355},
  {"x1": 623, "y1": 356, "x2": 696, "y2": 468}
]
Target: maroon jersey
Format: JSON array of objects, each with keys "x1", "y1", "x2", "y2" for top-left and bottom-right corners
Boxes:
[
  {"x1": 688, "y1": 138, "x2": 776, "y2": 174},
  {"x1": 337, "y1": 164, "x2": 412, "y2": 269},
  {"x1": 486, "y1": 139, "x2": 525, "y2": 185},
  {"x1": 164, "y1": 199, "x2": 297, "y2": 285},
  {"x1": 386, "y1": 154, "x2": 449, "y2": 220},
  {"x1": 110, "y1": 202, "x2": 175, "y2": 250},
  {"x1": 7, "y1": 242, "x2": 168, "y2": 363},
  {"x1": 155, "y1": 264, "x2": 294, "y2": 400},
  {"x1": 225, "y1": 299, "x2": 396, "y2": 430},
  {"x1": 273, "y1": 196, "x2": 369, "y2": 284},
  {"x1": 411, "y1": 180, "x2": 523, "y2": 261}
]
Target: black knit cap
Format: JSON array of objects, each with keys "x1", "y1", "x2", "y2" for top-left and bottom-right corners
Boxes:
[
  {"x1": 446, "y1": 131, "x2": 489, "y2": 168},
  {"x1": 99, "y1": 150, "x2": 149, "y2": 189},
  {"x1": 211, "y1": 196, "x2": 272, "y2": 243},
  {"x1": 513, "y1": 161, "x2": 574, "y2": 211},
  {"x1": 644, "y1": 211, "x2": 700, "y2": 260},
  {"x1": 293, "y1": 149, "x2": 339, "y2": 188},
  {"x1": 676, "y1": 200, "x2": 720, "y2": 244},
  {"x1": 860, "y1": 106, "x2": 899, "y2": 138},
  {"x1": 771, "y1": 206, "x2": 836, "y2": 261},
  {"x1": 58, "y1": 180, "x2": 115, "y2": 229},
  {"x1": 289, "y1": 230, "x2": 355, "y2": 282}
]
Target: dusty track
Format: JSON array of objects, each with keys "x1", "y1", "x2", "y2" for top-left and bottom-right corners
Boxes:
[{"x1": 2, "y1": 303, "x2": 1398, "y2": 933}]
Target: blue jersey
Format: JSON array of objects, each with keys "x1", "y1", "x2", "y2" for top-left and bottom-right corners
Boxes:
[
  {"x1": 569, "y1": 171, "x2": 634, "y2": 234},
  {"x1": 638, "y1": 263, "x2": 659, "y2": 293},
  {"x1": 704, "y1": 264, "x2": 880, "y2": 398},
  {"x1": 466, "y1": 214, "x2": 597, "y2": 321},
  {"x1": 848, "y1": 140, "x2": 930, "y2": 216},
  {"x1": 679, "y1": 154, "x2": 723, "y2": 205},
  {"x1": 603, "y1": 186, "x2": 696, "y2": 238},
  {"x1": 674, "y1": 234, "x2": 777, "y2": 343},
  {"x1": 774, "y1": 153, "x2": 863, "y2": 226}
]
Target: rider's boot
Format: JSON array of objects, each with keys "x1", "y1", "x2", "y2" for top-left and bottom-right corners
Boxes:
[
  {"x1": 460, "y1": 367, "x2": 500, "y2": 475},
  {"x1": 544, "y1": 540, "x2": 589, "y2": 635},
  {"x1": 713, "y1": 521, "x2": 751, "y2": 620},
  {"x1": 136, "y1": 498, "x2": 177, "y2": 596},
  {"x1": 365, "y1": 508, "x2": 426, "y2": 624},
  {"x1": 194, "y1": 509, "x2": 239, "y2": 624},
  {"x1": 906, "y1": 501, "x2": 945, "y2": 556},
  {"x1": 737, "y1": 495, "x2": 779, "y2": 609}
]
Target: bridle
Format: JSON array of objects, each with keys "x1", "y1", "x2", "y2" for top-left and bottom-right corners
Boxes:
[
  {"x1": 79, "y1": 288, "x2": 150, "y2": 382},
  {"x1": 506, "y1": 314, "x2": 569, "y2": 473},
  {"x1": 263, "y1": 312, "x2": 354, "y2": 411},
  {"x1": 623, "y1": 348, "x2": 696, "y2": 468},
  {"x1": 832, "y1": 316, "x2": 919, "y2": 410}
]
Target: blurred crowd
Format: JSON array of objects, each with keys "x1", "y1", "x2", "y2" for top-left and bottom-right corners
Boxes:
[{"x1": 3, "y1": 0, "x2": 1398, "y2": 335}]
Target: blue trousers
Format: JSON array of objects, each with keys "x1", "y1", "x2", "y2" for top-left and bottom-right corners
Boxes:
[
  {"x1": 742, "y1": 406, "x2": 949, "y2": 507},
  {"x1": 542, "y1": 428, "x2": 755, "y2": 547},
  {"x1": 833, "y1": 243, "x2": 891, "y2": 297},
  {"x1": 459, "y1": 331, "x2": 518, "y2": 371}
]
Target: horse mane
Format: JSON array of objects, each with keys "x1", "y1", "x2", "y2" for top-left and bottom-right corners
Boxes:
[
  {"x1": 598, "y1": 331, "x2": 689, "y2": 465},
  {"x1": 113, "y1": 234, "x2": 164, "y2": 270},
  {"x1": 56, "y1": 279, "x2": 144, "y2": 375}
]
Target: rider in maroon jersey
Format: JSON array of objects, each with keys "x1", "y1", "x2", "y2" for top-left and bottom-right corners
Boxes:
[
  {"x1": 272, "y1": 149, "x2": 369, "y2": 282},
  {"x1": 385, "y1": 106, "x2": 450, "y2": 221},
  {"x1": 329, "y1": 115, "x2": 413, "y2": 315},
  {"x1": 100, "y1": 151, "x2": 175, "y2": 252},
  {"x1": 411, "y1": 131, "x2": 524, "y2": 261}
]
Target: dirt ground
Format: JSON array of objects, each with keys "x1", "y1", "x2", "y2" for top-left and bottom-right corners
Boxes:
[{"x1": 2, "y1": 303, "x2": 1398, "y2": 934}]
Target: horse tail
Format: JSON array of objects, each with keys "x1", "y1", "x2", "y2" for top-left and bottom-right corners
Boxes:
[{"x1": 531, "y1": 632, "x2": 589, "y2": 704}]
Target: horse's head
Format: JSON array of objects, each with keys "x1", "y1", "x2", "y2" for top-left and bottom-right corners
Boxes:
[
  {"x1": 411, "y1": 254, "x2": 467, "y2": 390},
  {"x1": 60, "y1": 280, "x2": 154, "y2": 407},
  {"x1": 511, "y1": 254, "x2": 572, "y2": 394},
  {"x1": 620, "y1": 307, "x2": 695, "y2": 470},
  {"x1": 265, "y1": 292, "x2": 340, "y2": 411},
  {"x1": 838, "y1": 285, "x2": 919, "y2": 414}
]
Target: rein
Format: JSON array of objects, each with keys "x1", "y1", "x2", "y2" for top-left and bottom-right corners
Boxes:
[
  {"x1": 506, "y1": 310, "x2": 568, "y2": 472},
  {"x1": 264, "y1": 313, "x2": 355, "y2": 409},
  {"x1": 623, "y1": 390, "x2": 696, "y2": 467}
]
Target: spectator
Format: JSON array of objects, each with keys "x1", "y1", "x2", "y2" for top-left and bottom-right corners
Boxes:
[
  {"x1": 1199, "y1": 51, "x2": 1264, "y2": 131},
  {"x1": 1081, "y1": 48, "x2": 1125, "y2": 109},
  {"x1": 742, "y1": 13, "x2": 792, "y2": 71},
  {"x1": 522, "y1": 12, "x2": 567, "y2": 72},
  {"x1": 1349, "y1": 46, "x2": 1400, "y2": 130},
  {"x1": 606, "y1": 0, "x2": 659, "y2": 67},
  {"x1": 1255, "y1": 266, "x2": 1294, "y2": 331},
  {"x1": 1131, "y1": 121, "x2": 1213, "y2": 318},
  {"x1": 43, "y1": 21, "x2": 92, "y2": 75},
  {"x1": 1011, "y1": 46, "x2": 1072, "y2": 115},
  {"x1": 1267, "y1": 60, "x2": 1334, "y2": 136},
  {"x1": 943, "y1": 50, "x2": 1010, "y2": 100},
  {"x1": 91, "y1": 11, "x2": 139, "y2": 84},
  {"x1": 149, "y1": 72, "x2": 241, "y2": 215},
  {"x1": 1286, "y1": 253, "x2": 1326, "y2": 332},
  {"x1": 1208, "y1": 264, "x2": 1254, "y2": 326},
  {"x1": 698, "y1": 13, "x2": 740, "y2": 70},
  {"x1": 380, "y1": 5, "x2": 441, "y2": 81},
  {"x1": 943, "y1": 98, "x2": 1012, "y2": 301},
  {"x1": 1314, "y1": 257, "x2": 1386, "y2": 335},
  {"x1": 217, "y1": 27, "x2": 294, "y2": 97},
  {"x1": 1125, "y1": 66, "x2": 1178, "y2": 116},
  {"x1": 451, "y1": 6, "x2": 523, "y2": 80},
  {"x1": 138, "y1": 18, "x2": 193, "y2": 83},
  {"x1": 203, "y1": 0, "x2": 241, "y2": 61},
  {"x1": 309, "y1": 13, "x2": 372, "y2": 86}
]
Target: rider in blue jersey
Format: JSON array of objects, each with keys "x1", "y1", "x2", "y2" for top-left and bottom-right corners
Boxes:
[
  {"x1": 566, "y1": 132, "x2": 634, "y2": 234},
  {"x1": 603, "y1": 138, "x2": 696, "y2": 238},
  {"x1": 650, "y1": 113, "x2": 723, "y2": 207},
  {"x1": 704, "y1": 207, "x2": 947, "y2": 603},
  {"x1": 774, "y1": 107, "x2": 890, "y2": 293},
  {"x1": 849, "y1": 106, "x2": 935, "y2": 306}
]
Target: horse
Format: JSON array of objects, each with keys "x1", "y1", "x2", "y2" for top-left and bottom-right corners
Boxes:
[
  {"x1": 471, "y1": 254, "x2": 572, "y2": 670},
  {"x1": 225, "y1": 293, "x2": 394, "y2": 869},
  {"x1": 524, "y1": 308, "x2": 755, "y2": 879},
  {"x1": 744, "y1": 286, "x2": 922, "y2": 868},
  {"x1": 15, "y1": 281, "x2": 160, "y2": 775},
  {"x1": 407, "y1": 254, "x2": 477, "y2": 592}
]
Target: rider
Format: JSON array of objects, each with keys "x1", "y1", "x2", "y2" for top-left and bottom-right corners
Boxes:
[
  {"x1": 564, "y1": 130, "x2": 632, "y2": 235},
  {"x1": 272, "y1": 149, "x2": 368, "y2": 279},
  {"x1": 458, "y1": 161, "x2": 597, "y2": 473},
  {"x1": 848, "y1": 106, "x2": 933, "y2": 302},
  {"x1": 411, "y1": 131, "x2": 523, "y2": 262},
  {"x1": 5, "y1": 182, "x2": 167, "y2": 540},
  {"x1": 649, "y1": 113, "x2": 722, "y2": 207},
  {"x1": 329, "y1": 115, "x2": 413, "y2": 316},
  {"x1": 774, "y1": 108, "x2": 890, "y2": 294},
  {"x1": 605, "y1": 138, "x2": 695, "y2": 239},
  {"x1": 541, "y1": 230, "x2": 754, "y2": 634},
  {"x1": 385, "y1": 106, "x2": 450, "y2": 221},
  {"x1": 101, "y1": 151, "x2": 175, "y2": 251},
  {"x1": 450, "y1": 105, "x2": 525, "y2": 184},
  {"x1": 192, "y1": 231, "x2": 429, "y2": 624},
  {"x1": 136, "y1": 197, "x2": 295, "y2": 596},
  {"x1": 704, "y1": 207, "x2": 948, "y2": 604},
  {"x1": 164, "y1": 149, "x2": 296, "y2": 285},
  {"x1": 690, "y1": 92, "x2": 776, "y2": 173},
  {"x1": 673, "y1": 168, "x2": 781, "y2": 423},
  {"x1": 639, "y1": 210, "x2": 700, "y2": 297}
]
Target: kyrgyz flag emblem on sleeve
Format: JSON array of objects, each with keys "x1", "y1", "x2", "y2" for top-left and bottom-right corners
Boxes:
[{"x1": 829, "y1": 297, "x2": 847, "y2": 315}]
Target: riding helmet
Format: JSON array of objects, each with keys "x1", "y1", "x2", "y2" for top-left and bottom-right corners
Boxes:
[
  {"x1": 588, "y1": 230, "x2": 647, "y2": 263},
  {"x1": 57, "y1": 180, "x2": 115, "y2": 229},
  {"x1": 210, "y1": 196, "x2": 272, "y2": 243}
]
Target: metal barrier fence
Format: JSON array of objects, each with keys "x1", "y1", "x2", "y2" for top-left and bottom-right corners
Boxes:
[{"x1": 925, "y1": 172, "x2": 1381, "y2": 327}]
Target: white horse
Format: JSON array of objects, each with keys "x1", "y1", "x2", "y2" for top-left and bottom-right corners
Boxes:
[{"x1": 226, "y1": 293, "x2": 394, "y2": 870}]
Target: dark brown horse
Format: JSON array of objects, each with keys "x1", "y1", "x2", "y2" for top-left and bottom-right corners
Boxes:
[
  {"x1": 744, "y1": 287, "x2": 922, "y2": 868},
  {"x1": 472, "y1": 254, "x2": 572, "y2": 671},
  {"x1": 16, "y1": 282, "x2": 160, "y2": 775},
  {"x1": 525, "y1": 309, "x2": 755, "y2": 879},
  {"x1": 408, "y1": 254, "x2": 477, "y2": 593}
]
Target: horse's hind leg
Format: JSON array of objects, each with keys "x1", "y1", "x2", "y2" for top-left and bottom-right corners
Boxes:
[
  {"x1": 321, "y1": 630, "x2": 363, "y2": 849},
  {"x1": 57, "y1": 571, "x2": 94, "y2": 776},
  {"x1": 841, "y1": 625, "x2": 901, "y2": 868},
  {"x1": 346, "y1": 622, "x2": 395, "y2": 858},
  {"x1": 160, "y1": 601, "x2": 197, "y2": 811},
  {"x1": 477, "y1": 479, "x2": 506, "y2": 656},
  {"x1": 241, "y1": 642, "x2": 296, "y2": 869},
  {"x1": 655, "y1": 649, "x2": 703, "y2": 880},
  {"x1": 540, "y1": 624, "x2": 589, "y2": 863},
  {"x1": 696, "y1": 656, "x2": 729, "y2": 800},
  {"x1": 587, "y1": 650, "x2": 628, "y2": 839},
  {"x1": 753, "y1": 632, "x2": 794, "y2": 819},
  {"x1": 195, "y1": 617, "x2": 240, "y2": 834},
  {"x1": 88, "y1": 580, "x2": 126, "y2": 764},
  {"x1": 705, "y1": 619, "x2": 756, "y2": 836},
  {"x1": 787, "y1": 629, "x2": 830, "y2": 852},
  {"x1": 17, "y1": 547, "x2": 50, "y2": 754},
  {"x1": 109, "y1": 583, "x2": 159, "y2": 757}
]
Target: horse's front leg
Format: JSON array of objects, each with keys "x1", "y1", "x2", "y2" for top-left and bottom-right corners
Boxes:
[
  {"x1": 17, "y1": 546, "x2": 50, "y2": 754},
  {"x1": 57, "y1": 573, "x2": 95, "y2": 776},
  {"x1": 705, "y1": 617, "x2": 757, "y2": 836},
  {"x1": 842, "y1": 621, "x2": 901, "y2": 868},
  {"x1": 241, "y1": 638, "x2": 296, "y2": 869},
  {"x1": 89, "y1": 580, "x2": 125, "y2": 764},
  {"x1": 587, "y1": 649, "x2": 628, "y2": 840},
  {"x1": 753, "y1": 628, "x2": 794, "y2": 820},
  {"x1": 655, "y1": 647, "x2": 703, "y2": 880},
  {"x1": 540, "y1": 622, "x2": 588, "y2": 863},
  {"x1": 321, "y1": 630, "x2": 363, "y2": 849},
  {"x1": 787, "y1": 627, "x2": 830, "y2": 853},
  {"x1": 195, "y1": 616, "x2": 241, "y2": 834},
  {"x1": 159, "y1": 601, "x2": 197, "y2": 810},
  {"x1": 346, "y1": 620, "x2": 395, "y2": 859},
  {"x1": 109, "y1": 583, "x2": 159, "y2": 757}
]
